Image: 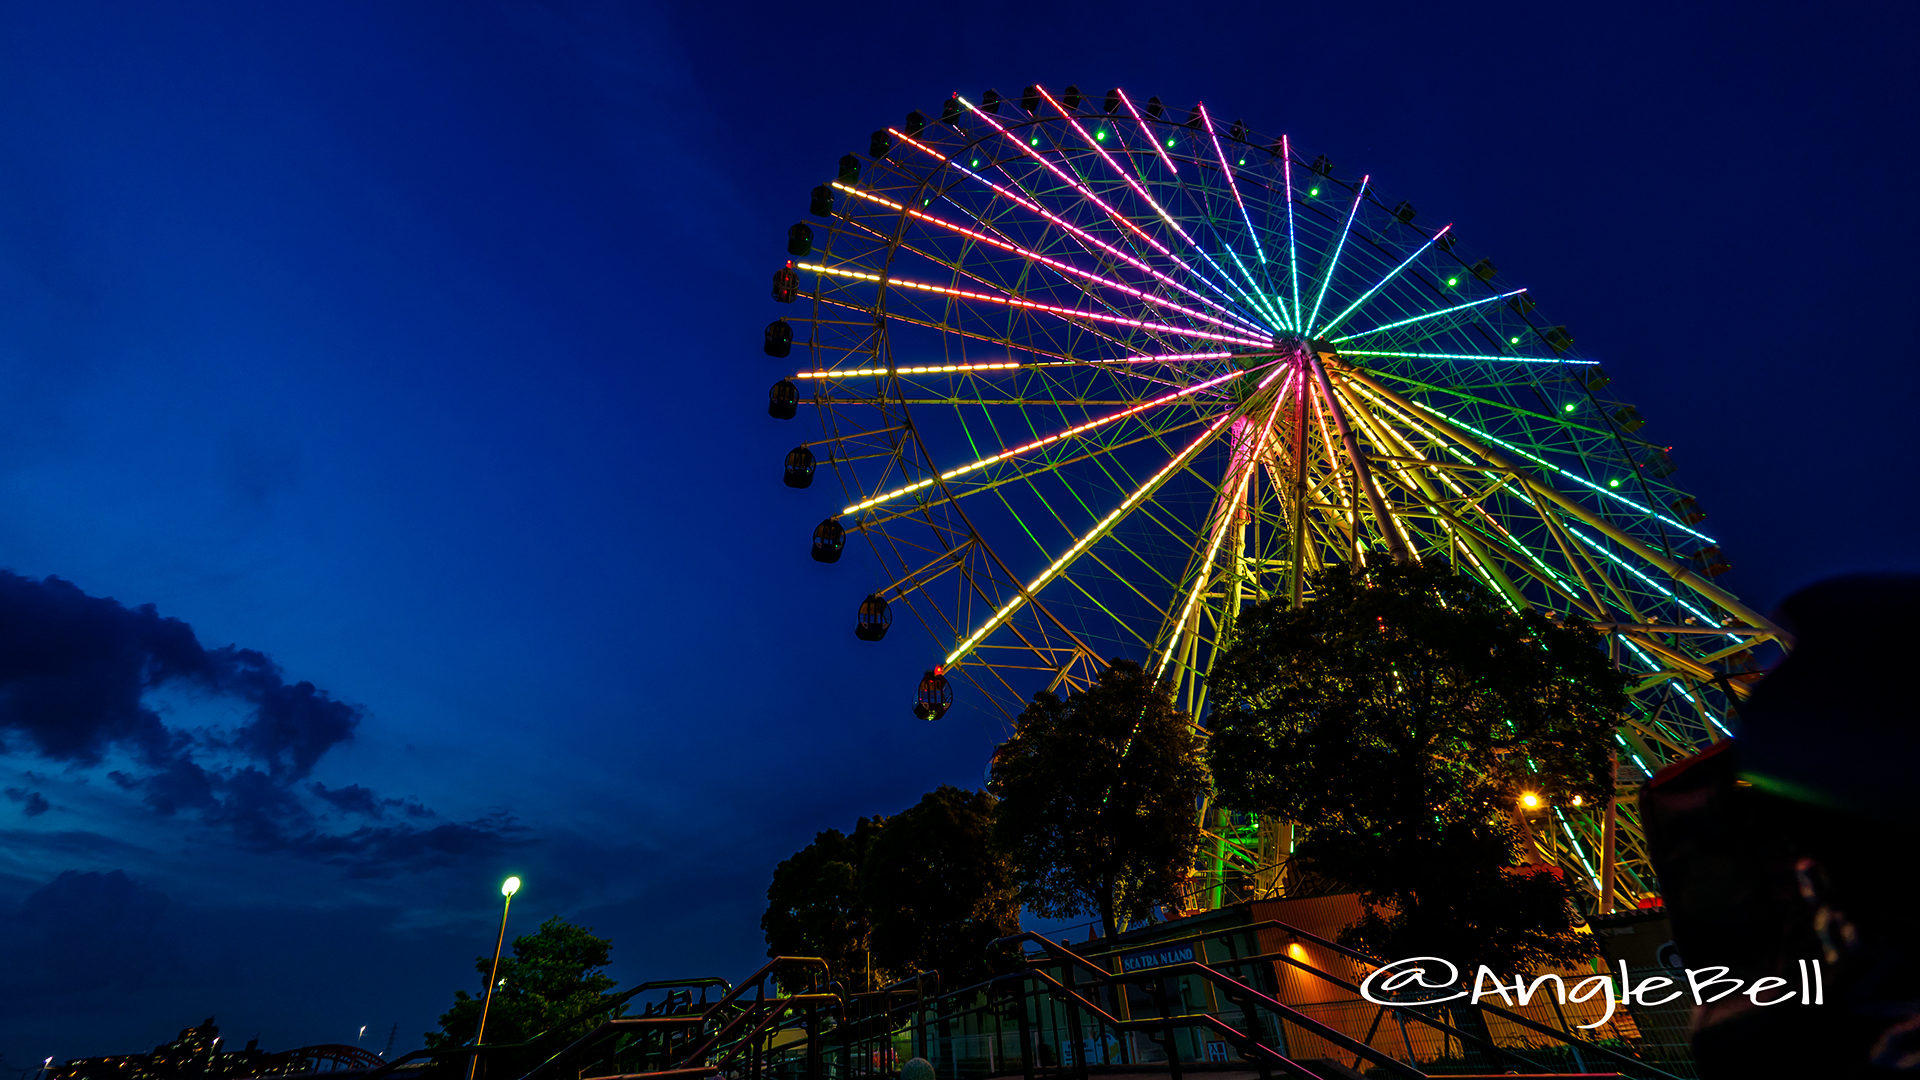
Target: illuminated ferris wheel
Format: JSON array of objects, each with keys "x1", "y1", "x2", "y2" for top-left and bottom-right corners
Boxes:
[{"x1": 760, "y1": 83, "x2": 1788, "y2": 911}]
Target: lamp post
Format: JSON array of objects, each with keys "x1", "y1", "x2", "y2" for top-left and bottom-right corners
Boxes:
[{"x1": 468, "y1": 876, "x2": 521, "y2": 1080}]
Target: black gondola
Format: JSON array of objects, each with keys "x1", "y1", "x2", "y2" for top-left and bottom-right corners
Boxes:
[
  {"x1": 1392, "y1": 201, "x2": 1417, "y2": 224},
  {"x1": 1062, "y1": 85, "x2": 1082, "y2": 110},
  {"x1": 838, "y1": 154, "x2": 860, "y2": 184},
  {"x1": 811, "y1": 518, "x2": 845, "y2": 563},
  {"x1": 869, "y1": 129, "x2": 891, "y2": 158},
  {"x1": 783, "y1": 446, "x2": 816, "y2": 489},
  {"x1": 1103, "y1": 88, "x2": 1121, "y2": 114},
  {"x1": 1145, "y1": 95, "x2": 1165, "y2": 119},
  {"x1": 764, "y1": 320, "x2": 793, "y2": 358},
  {"x1": 914, "y1": 669, "x2": 952, "y2": 721},
  {"x1": 855, "y1": 593, "x2": 891, "y2": 641},
  {"x1": 941, "y1": 97, "x2": 963, "y2": 127},
  {"x1": 981, "y1": 88, "x2": 1001, "y2": 114},
  {"x1": 771, "y1": 263, "x2": 798, "y2": 303},
  {"x1": 768, "y1": 379, "x2": 798, "y2": 420},
  {"x1": 810, "y1": 184, "x2": 833, "y2": 217},
  {"x1": 1310, "y1": 154, "x2": 1333, "y2": 175},
  {"x1": 1021, "y1": 85, "x2": 1040, "y2": 114},
  {"x1": 904, "y1": 110, "x2": 926, "y2": 136},
  {"x1": 787, "y1": 223, "x2": 813, "y2": 257}
]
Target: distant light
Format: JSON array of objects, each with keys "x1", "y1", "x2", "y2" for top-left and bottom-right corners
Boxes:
[
  {"x1": 1308, "y1": 186, "x2": 1320, "y2": 196},
  {"x1": 1095, "y1": 129, "x2": 1107, "y2": 141},
  {"x1": 1572, "y1": 795, "x2": 1585, "y2": 806},
  {"x1": 1238, "y1": 158, "x2": 1246, "y2": 165},
  {"x1": 1608, "y1": 478, "x2": 1623, "y2": 488},
  {"x1": 1166, "y1": 137, "x2": 1176, "y2": 146},
  {"x1": 501, "y1": 876, "x2": 522, "y2": 897},
  {"x1": 1446, "y1": 277, "x2": 1459, "y2": 287},
  {"x1": 970, "y1": 159, "x2": 980, "y2": 167},
  {"x1": 1030, "y1": 136, "x2": 1040, "y2": 146},
  {"x1": 1563, "y1": 403, "x2": 1577, "y2": 413},
  {"x1": 1521, "y1": 792, "x2": 1540, "y2": 809},
  {"x1": 1510, "y1": 336, "x2": 1520, "y2": 344}
]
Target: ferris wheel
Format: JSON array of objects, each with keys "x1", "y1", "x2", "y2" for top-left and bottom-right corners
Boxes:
[{"x1": 760, "y1": 83, "x2": 1788, "y2": 911}]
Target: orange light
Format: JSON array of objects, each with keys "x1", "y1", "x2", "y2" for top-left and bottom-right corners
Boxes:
[
  {"x1": 1572, "y1": 795, "x2": 1584, "y2": 807},
  {"x1": 1287, "y1": 943, "x2": 1307, "y2": 960},
  {"x1": 1520, "y1": 792, "x2": 1540, "y2": 809}
]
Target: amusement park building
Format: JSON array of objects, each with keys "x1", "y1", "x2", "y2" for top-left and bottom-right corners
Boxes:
[{"x1": 51, "y1": 1018, "x2": 386, "y2": 1080}]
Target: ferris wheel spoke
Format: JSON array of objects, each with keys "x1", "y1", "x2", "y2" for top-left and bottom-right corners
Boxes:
[
  {"x1": 1281, "y1": 135, "x2": 1303, "y2": 333},
  {"x1": 958, "y1": 95, "x2": 1268, "y2": 330},
  {"x1": 1313, "y1": 225, "x2": 1453, "y2": 339},
  {"x1": 840, "y1": 360, "x2": 1271, "y2": 516},
  {"x1": 1155, "y1": 387, "x2": 1290, "y2": 681},
  {"x1": 798, "y1": 262, "x2": 1267, "y2": 349},
  {"x1": 942, "y1": 403, "x2": 1245, "y2": 668},
  {"x1": 1330, "y1": 290, "x2": 1532, "y2": 345},
  {"x1": 1339, "y1": 368, "x2": 1785, "y2": 640},
  {"x1": 1039, "y1": 87, "x2": 1280, "y2": 330},
  {"x1": 1198, "y1": 103, "x2": 1282, "y2": 309},
  {"x1": 834, "y1": 181, "x2": 1266, "y2": 339},
  {"x1": 1304, "y1": 177, "x2": 1370, "y2": 333},
  {"x1": 888, "y1": 124, "x2": 1267, "y2": 336}
]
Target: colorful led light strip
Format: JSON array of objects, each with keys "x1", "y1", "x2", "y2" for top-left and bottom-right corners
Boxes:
[
  {"x1": 1331, "y1": 289, "x2": 1530, "y2": 342},
  {"x1": 840, "y1": 358, "x2": 1278, "y2": 514},
  {"x1": 888, "y1": 126, "x2": 1263, "y2": 335},
  {"x1": 1305, "y1": 177, "x2": 1368, "y2": 333},
  {"x1": 1339, "y1": 349, "x2": 1593, "y2": 366},
  {"x1": 944, "y1": 364, "x2": 1286, "y2": 667},
  {"x1": 790, "y1": 350, "x2": 1237, "y2": 379},
  {"x1": 1283, "y1": 135, "x2": 1302, "y2": 332},
  {"x1": 1401, "y1": 397, "x2": 1716, "y2": 544},
  {"x1": 835, "y1": 180, "x2": 1259, "y2": 338},
  {"x1": 1199, "y1": 104, "x2": 1270, "y2": 269},
  {"x1": 1015, "y1": 91, "x2": 1266, "y2": 329},
  {"x1": 1315, "y1": 225, "x2": 1451, "y2": 338},
  {"x1": 1115, "y1": 88, "x2": 1179, "y2": 177},
  {"x1": 796, "y1": 263, "x2": 1269, "y2": 347},
  {"x1": 1155, "y1": 369, "x2": 1291, "y2": 679}
]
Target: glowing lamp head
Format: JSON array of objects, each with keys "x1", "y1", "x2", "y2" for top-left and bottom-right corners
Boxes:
[
  {"x1": 1308, "y1": 186, "x2": 1320, "y2": 196},
  {"x1": 1446, "y1": 276, "x2": 1459, "y2": 287},
  {"x1": 1287, "y1": 943, "x2": 1307, "y2": 959},
  {"x1": 1572, "y1": 795, "x2": 1585, "y2": 806},
  {"x1": 1608, "y1": 478, "x2": 1623, "y2": 488},
  {"x1": 1520, "y1": 792, "x2": 1540, "y2": 809},
  {"x1": 1564, "y1": 403, "x2": 1577, "y2": 413},
  {"x1": 501, "y1": 876, "x2": 522, "y2": 897}
]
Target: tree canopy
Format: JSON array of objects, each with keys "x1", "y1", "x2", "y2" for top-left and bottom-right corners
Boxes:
[
  {"x1": 1207, "y1": 562, "x2": 1625, "y2": 971},
  {"x1": 989, "y1": 659, "x2": 1210, "y2": 943},
  {"x1": 761, "y1": 816, "x2": 885, "y2": 989},
  {"x1": 862, "y1": 785, "x2": 1021, "y2": 989},
  {"x1": 425, "y1": 916, "x2": 625, "y2": 1077}
]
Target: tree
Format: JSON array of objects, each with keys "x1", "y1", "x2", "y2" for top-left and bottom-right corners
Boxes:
[
  {"x1": 761, "y1": 817, "x2": 886, "y2": 990},
  {"x1": 1207, "y1": 562, "x2": 1626, "y2": 971},
  {"x1": 989, "y1": 659, "x2": 1210, "y2": 944},
  {"x1": 425, "y1": 916, "x2": 625, "y2": 1077},
  {"x1": 861, "y1": 785, "x2": 1021, "y2": 989}
]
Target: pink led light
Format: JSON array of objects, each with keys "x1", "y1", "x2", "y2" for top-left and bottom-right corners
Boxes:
[
  {"x1": 1115, "y1": 89, "x2": 1180, "y2": 177},
  {"x1": 839, "y1": 181, "x2": 1260, "y2": 338},
  {"x1": 1197, "y1": 103, "x2": 1268, "y2": 270},
  {"x1": 888, "y1": 127, "x2": 1263, "y2": 335},
  {"x1": 800, "y1": 263, "x2": 1270, "y2": 347},
  {"x1": 1282, "y1": 134, "x2": 1300, "y2": 327}
]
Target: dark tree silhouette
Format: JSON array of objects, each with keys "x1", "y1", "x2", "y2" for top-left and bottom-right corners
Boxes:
[
  {"x1": 761, "y1": 817, "x2": 886, "y2": 990},
  {"x1": 1208, "y1": 562, "x2": 1625, "y2": 971},
  {"x1": 989, "y1": 659, "x2": 1210, "y2": 944},
  {"x1": 862, "y1": 785, "x2": 1021, "y2": 989},
  {"x1": 426, "y1": 916, "x2": 624, "y2": 1077}
]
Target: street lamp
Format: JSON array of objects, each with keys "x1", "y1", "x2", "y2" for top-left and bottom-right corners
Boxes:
[{"x1": 468, "y1": 876, "x2": 522, "y2": 1080}]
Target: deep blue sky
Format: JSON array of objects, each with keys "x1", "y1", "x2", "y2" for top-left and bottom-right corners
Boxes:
[{"x1": 0, "y1": 0, "x2": 1913, "y2": 1066}]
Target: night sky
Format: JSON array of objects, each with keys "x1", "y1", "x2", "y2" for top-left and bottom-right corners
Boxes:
[{"x1": 0, "y1": 0, "x2": 1913, "y2": 1066}]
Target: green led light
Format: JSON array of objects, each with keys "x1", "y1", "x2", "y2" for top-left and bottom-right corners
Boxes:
[
  {"x1": 1238, "y1": 158, "x2": 1246, "y2": 165},
  {"x1": 1608, "y1": 478, "x2": 1623, "y2": 488},
  {"x1": 1095, "y1": 129, "x2": 1107, "y2": 141},
  {"x1": 1447, "y1": 276, "x2": 1459, "y2": 287},
  {"x1": 1510, "y1": 336, "x2": 1520, "y2": 344},
  {"x1": 1030, "y1": 137, "x2": 1040, "y2": 146},
  {"x1": 1563, "y1": 403, "x2": 1577, "y2": 413},
  {"x1": 970, "y1": 159, "x2": 980, "y2": 167},
  {"x1": 1166, "y1": 137, "x2": 1176, "y2": 146},
  {"x1": 1309, "y1": 186, "x2": 1320, "y2": 196}
]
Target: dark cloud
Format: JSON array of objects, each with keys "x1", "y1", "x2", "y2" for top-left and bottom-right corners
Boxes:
[
  {"x1": 0, "y1": 572, "x2": 514, "y2": 872},
  {"x1": 4, "y1": 786, "x2": 49, "y2": 816},
  {"x1": 0, "y1": 870, "x2": 176, "y2": 996}
]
